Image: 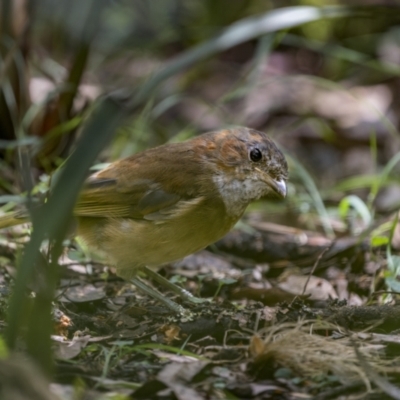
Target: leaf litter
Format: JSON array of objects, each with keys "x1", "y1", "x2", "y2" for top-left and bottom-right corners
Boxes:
[{"x1": 1, "y1": 220, "x2": 400, "y2": 398}]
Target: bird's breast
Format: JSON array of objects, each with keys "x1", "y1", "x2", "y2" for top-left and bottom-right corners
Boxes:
[{"x1": 77, "y1": 195, "x2": 237, "y2": 279}]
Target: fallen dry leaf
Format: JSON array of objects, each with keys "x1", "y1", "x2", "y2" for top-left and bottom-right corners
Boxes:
[{"x1": 278, "y1": 272, "x2": 337, "y2": 300}]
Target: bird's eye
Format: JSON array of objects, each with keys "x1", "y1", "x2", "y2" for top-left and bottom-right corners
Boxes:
[{"x1": 249, "y1": 148, "x2": 262, "y2": 162}]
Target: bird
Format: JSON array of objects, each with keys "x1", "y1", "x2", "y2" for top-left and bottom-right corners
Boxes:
[{"x1": 0, "y1": 127, "x2": 288, "y2": 314}]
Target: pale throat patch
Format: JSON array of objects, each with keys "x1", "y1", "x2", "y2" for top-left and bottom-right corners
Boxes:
[{"x1": 212, "y1": 174, "x2": 269, "y2": 217}]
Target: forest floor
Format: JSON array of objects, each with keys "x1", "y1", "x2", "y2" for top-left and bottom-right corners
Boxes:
[{"x1": 2, "y1": 215, "x2": 400, "y2": 400}]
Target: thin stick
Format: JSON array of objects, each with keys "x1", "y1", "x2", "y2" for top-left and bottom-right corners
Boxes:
[{"x1": 301, "y1": 246, "x2": 330, "y2": 296}]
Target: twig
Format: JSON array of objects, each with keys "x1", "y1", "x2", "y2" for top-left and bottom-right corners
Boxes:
[{"x1": 301, "y1": 246, "x2": 330, "y2": 296}]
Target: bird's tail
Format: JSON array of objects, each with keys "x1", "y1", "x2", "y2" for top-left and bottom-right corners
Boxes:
[{"x1": 0, "y1": 211, "x2": 29, "y2": 229}]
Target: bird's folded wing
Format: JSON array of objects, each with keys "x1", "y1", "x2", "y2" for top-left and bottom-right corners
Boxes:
[{"x1": 74, "y1": 176, "x2": 199, "y2": 221}]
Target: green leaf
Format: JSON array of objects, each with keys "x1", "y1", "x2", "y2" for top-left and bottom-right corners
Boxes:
[
  {"x1": 385, "y1": 277, "x2": 400, "y2": 293},
  {"x1": 370, "y1": 235, "x2": 389, "y2": 247},
  {"x1": 287, "y1": 154, "x2": 334, "y2": 238},
  {"x1": 387, "y1": 255, "x2": 400, "y2": 274},
  {"x1": 220, "y1": 278, "x2": 237, "y2": 285},
  {"x1": 0, "y1": 336, "x2": 9, "y2": 359},
  {"x1": 338, "y1": 195, "x2": 372, "y2": 227}
]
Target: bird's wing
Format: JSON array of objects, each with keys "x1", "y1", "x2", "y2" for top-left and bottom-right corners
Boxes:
[{"x1": 74, "y1": 174, "x2": 201, "y2": 221}]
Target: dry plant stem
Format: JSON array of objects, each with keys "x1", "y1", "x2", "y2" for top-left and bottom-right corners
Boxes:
[
  {"x1": 143, "y1": 266, "x2": 209, "y2": 304},
  {"x1": 314, "y1": 382, "x2": 365, "y2": 400},
  {"x1": 130, "y1": 276, "x2": 188, "y2": 315},
  {"x1": 301, "y1": 246, "x2": 330, "y2": 296}
]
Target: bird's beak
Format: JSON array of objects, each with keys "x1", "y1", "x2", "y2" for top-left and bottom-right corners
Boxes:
[
  {"x1": 272, "y1": 178, "x2": 287, "y2": 198},
  {"x1": 255, "y1": 168, "x2": 287, "y2": 199}
]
